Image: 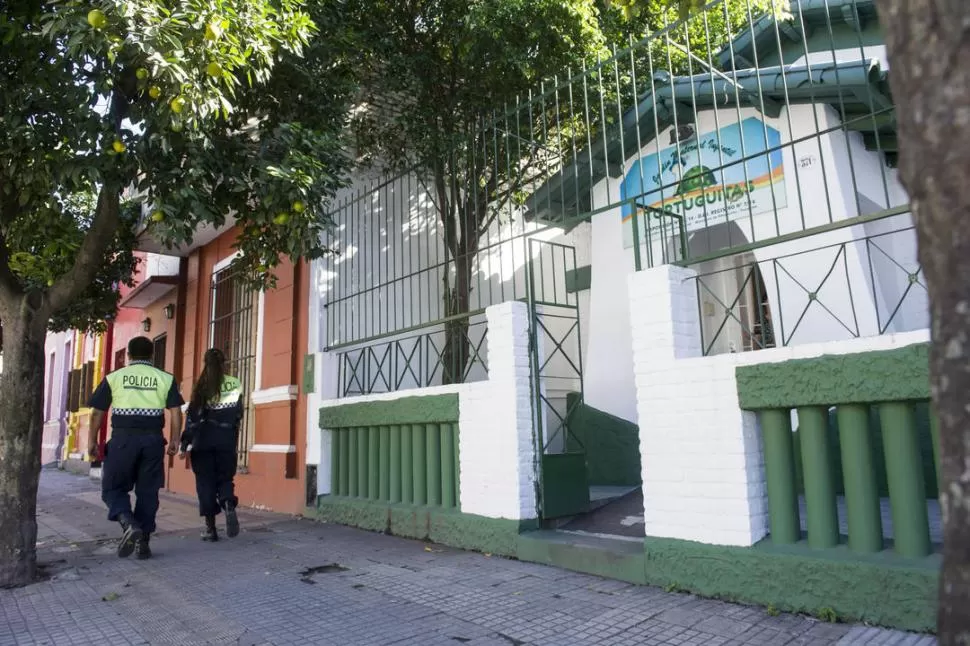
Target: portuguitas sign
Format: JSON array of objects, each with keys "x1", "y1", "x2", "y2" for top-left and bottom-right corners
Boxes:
[{"x1": 620, "y1": 116, "x2": 788, "y2": 249}]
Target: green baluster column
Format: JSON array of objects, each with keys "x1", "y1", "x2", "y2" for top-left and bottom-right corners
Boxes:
[
  {"x1": 427, "y1": 424, "x2": 442, "y2": 506},
  {"x1": 401, "y1": 425, "x2": 414, "y2": 504},
  {"x1": 357, "y1": 427, "x2": 368, "y2": 499},
  {"x1": 454, "y1": 424, "x2": 461, "y2": 508},
  {"x1": 413, "y1": 423, "x2": 427, "y2": 505},
  {"x1": 330, "y1": 429, "x2": 340, "y2": 498},
  {"x1": 440, "y1": 423, "x2": 456, "y2": 509},
  {"x1": 379, "y1": 426, "x2": 391, "y2": 502},
  {"x1": 798, "y1": 407, "x2": 839, "y2": 549},
  {"x1": 880, "y1": 402, "x2": 931, "y2": 558},
  {"x1": 760, "y1": 409, "x2": 800, "y2": 544},
  {"x1": 339, "y1": 429, "x2": 350, "y2": 496},
  {"x1": 929, "y1": 411, "x2": 942, "y2": 497},
  {"x1": 389, "y1": 425, "x2": 402, "y2": 503},
  {"x1": 348, "y1": 430, "x2": 359, "y2": 498},
  {"x1": 837, "y1": 404, "x2": 883, "y2": 553},
  {"x1": 368, "y1": 427, "x2": 379, "y2": 499}
]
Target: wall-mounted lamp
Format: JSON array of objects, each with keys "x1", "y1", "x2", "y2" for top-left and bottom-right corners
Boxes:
[
  {"x1": 141, "y1": 317, "x2": 152, "y2": 333},
  {"x1": 163, "y1": 304, "x2": 176, "y2": 320}
]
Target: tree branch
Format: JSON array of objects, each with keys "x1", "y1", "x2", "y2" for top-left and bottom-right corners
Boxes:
[
  {"x1": 0, "y1": 189, "x2": 24, "y2": 303},
  {"x1": 0, "y1": 231, "x2": 22, "y2": 305},
  {"x1": 476, "y1": 142, "x2": 542, "y2": 238},
  {"x1": 434, "y1": 163, "x2": 459, "y2": 259},
  {"x1": 44, "y1": 185, "x2": 121, "y2": 316}
]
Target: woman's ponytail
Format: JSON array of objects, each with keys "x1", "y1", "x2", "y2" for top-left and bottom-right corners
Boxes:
[{"x1": 189, "y1": 348, "x2": 226, "y2": 414}]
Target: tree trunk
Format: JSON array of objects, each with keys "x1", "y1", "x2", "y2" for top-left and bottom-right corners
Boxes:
[
  {"x1": 441, "y1": 252, "x2": 473, "y2": 385},
  {"x1": 0, "y1": 308, "x2": 47, "y2": 588},
  {"x1": 878, "y1": 0, "x2": 970, "y2": 641}
]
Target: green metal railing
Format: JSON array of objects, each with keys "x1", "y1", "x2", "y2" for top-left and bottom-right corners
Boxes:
[
  {"x1": 322, "y1": 0, "x2": 903, "y2": 389},
  {"x1": 329, "y1": 423, "x2": 460, "y2": 509},
  {"x1": 336, "y1": 314, "x2": 488, "y2": 398},
  {"x1": 688, "y1": 217, "x2": 925, "y2": 355}
]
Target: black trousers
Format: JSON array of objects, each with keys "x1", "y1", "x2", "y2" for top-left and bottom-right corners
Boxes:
[
  {"x1": 101, "y1": 433, "x2": 166, "y2": 533},
  {"x1": 190, "y1": 450, "x2": 238, "y2": 517}
]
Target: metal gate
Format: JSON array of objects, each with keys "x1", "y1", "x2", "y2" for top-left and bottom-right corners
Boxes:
[
  {"x1": 210, "y1": 265, "x2": 258, "y2": 469},
  {"x1": 526, "y1": 238, "x2": 589, "y2": 520}
]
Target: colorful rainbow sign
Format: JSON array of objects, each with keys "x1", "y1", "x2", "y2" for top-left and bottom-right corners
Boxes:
[{"x1": 620, "y1": 116, "x2": 787, "y2": 248}]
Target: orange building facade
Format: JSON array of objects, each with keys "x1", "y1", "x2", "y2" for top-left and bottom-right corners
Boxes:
[{"x1": 133, "y1": 227, "x2": 312, "y2": 514}]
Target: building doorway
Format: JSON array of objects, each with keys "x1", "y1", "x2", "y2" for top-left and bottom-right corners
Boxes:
[{"x1": 681, "y1": 222, "x2": 776, "y2": 355}]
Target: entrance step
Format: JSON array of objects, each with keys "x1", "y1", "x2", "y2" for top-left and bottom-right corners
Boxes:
[{"x1": 517, "y1": 529, "x2": 646, "y2": 585}]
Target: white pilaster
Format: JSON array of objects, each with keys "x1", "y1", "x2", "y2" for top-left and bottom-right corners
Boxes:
[
  {"x1": 458, "y1": 301, "x2": 537, "y2": 520},
  {"x1": 629, "y1": 265, "x2": 769, "y2": 546}
]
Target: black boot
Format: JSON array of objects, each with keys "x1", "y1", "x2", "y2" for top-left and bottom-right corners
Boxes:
[
  {"x1": 117, "y1": 513, "x2": 143, "y2": 559},
  {"x1": 135, "y1": 534, "x2": 152, "y2": 560},
  {"x1": 201, "y1": 515, "x2": 219, "y2": 542},
  {"x1": 223, "y1": 500, "x2": 239, "y2": 538}
]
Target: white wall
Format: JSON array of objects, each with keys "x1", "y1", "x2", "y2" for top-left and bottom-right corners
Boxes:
[
  {"x1": 314, "y1": 302, "x2": 537, "y2": 520},
  {"x1": 628, "y1": 263, "x2": 930, "y2": 547},
  {"x1": 584, "y1": 181, "x2": 639, "y2": 423}
]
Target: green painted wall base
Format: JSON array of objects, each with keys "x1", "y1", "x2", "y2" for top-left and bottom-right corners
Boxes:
[
  {"x1": 306, "y1": 499, "x2": 938, "y2": 634},
  {"x1": 309, "y1": 495, "x2": 534, "y2": 558},
  {"x1": 642, "y1": 537, "x2": 938, "y2": 634},
  {"x1": 517, "y1": 531, "x2": 938, "y2": 634}
]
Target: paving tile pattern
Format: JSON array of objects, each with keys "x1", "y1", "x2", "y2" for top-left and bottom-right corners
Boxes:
[{"x1": 0, "y1": 470, "x2": 937, "y2": 646}]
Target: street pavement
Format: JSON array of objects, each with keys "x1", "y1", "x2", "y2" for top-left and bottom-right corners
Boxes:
[{"x1": 0, "y1": 469, "x2": 936, "y2": 646}]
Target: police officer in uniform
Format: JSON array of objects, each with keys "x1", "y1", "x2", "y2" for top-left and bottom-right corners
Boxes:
[
  {"x1": 88, "y1": 336, "x2": 184, "y2": 559},
  {"x1": 180, "y1": 348, "x2": 243, "y2": 541}
]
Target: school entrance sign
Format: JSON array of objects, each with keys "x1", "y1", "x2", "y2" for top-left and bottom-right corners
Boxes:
[{"x1": 621, "y1": 116, "x2": 787, "y2": 248}]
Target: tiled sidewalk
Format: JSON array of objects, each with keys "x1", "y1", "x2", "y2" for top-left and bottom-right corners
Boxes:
[{"x1": 0, "y1": 469, "x2": 936, "y2": 646}]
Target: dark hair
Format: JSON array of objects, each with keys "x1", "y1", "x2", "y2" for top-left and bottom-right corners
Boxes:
[
  {"x1": 128, "y1": 336, "x2": 154, "y2": 361},
  {"x1": 190, "y1": 348, "x2": 226, "y2": 413}
]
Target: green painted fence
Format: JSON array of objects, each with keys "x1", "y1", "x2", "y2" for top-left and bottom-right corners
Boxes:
[
  {"x1": 320, "y1": 394, "x2": 461, "y2": 509},
  {"x1": 737, "y1": 344, "x2": 940, "y2": 559}
]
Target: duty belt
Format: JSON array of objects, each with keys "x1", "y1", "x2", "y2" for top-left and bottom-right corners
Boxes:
[{"x1": 112, "y1": 428, "x2": 164, "y2": 436}]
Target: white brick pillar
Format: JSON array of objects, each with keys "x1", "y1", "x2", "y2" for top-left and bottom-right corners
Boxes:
[
  {"x1": 458, "y1": 301, "x2": 538, "y2": 521},
  {"x1": 629, "y1": 266, "x2": 768, "y2": 547}
]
